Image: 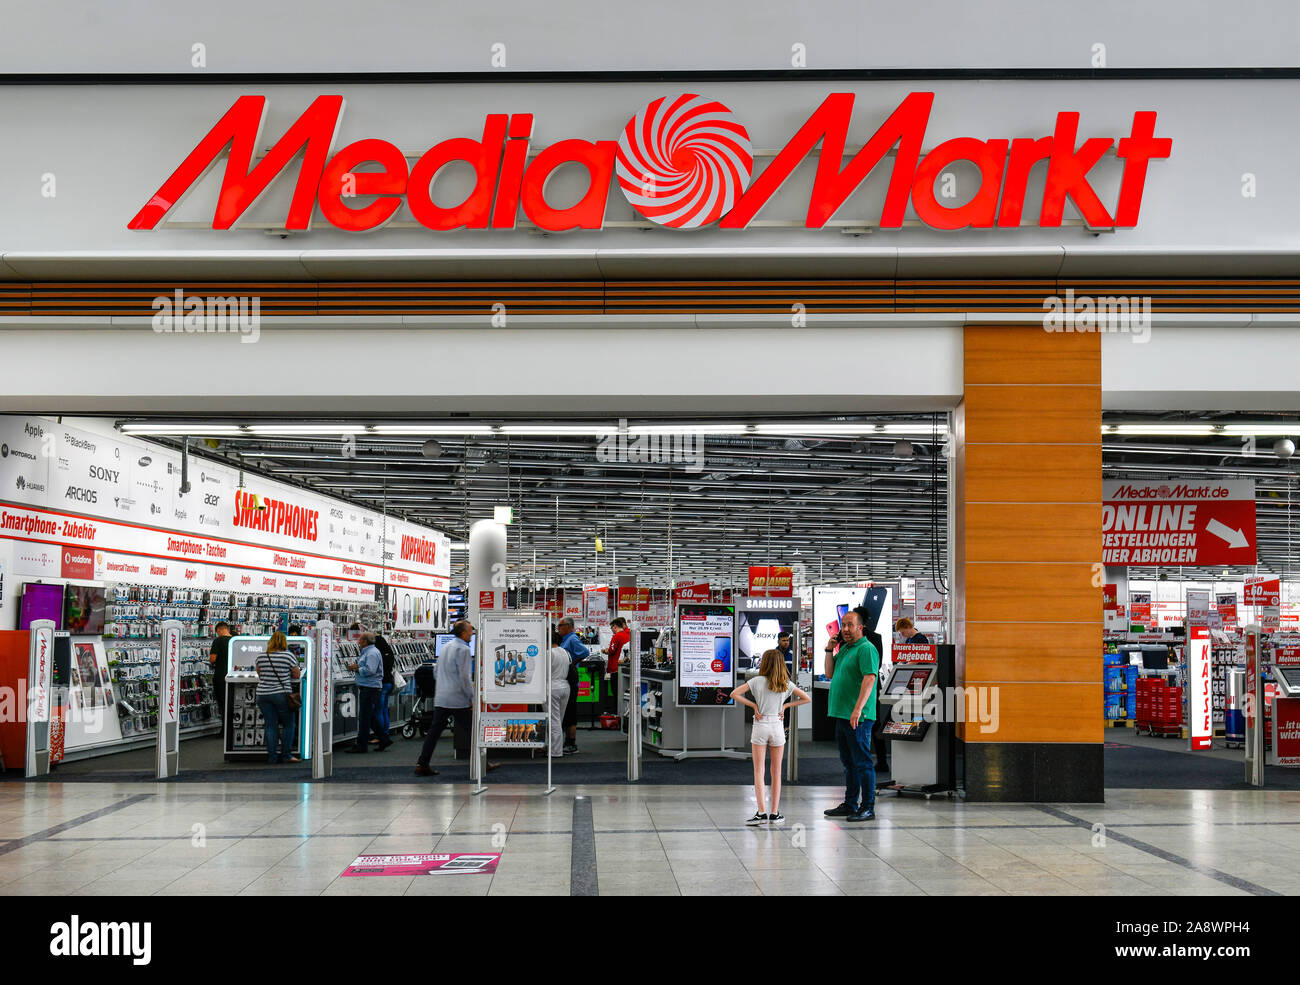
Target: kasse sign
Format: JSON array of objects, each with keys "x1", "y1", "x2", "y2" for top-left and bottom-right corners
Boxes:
[{"x1": 129, "y1": 92, "x2": 1170, "y2": 234}]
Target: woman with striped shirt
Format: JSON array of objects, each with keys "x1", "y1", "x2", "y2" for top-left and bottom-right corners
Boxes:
[{"x1": 256, "y1": 632, "x2": 302, "y2": 764}]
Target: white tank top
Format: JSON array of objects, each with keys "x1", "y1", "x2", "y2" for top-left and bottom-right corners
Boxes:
[{"x1": 748, "y1": 675, "x2": 793, "y2": 717}]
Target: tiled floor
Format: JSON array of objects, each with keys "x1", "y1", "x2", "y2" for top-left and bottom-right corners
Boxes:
[{"x1": 2, "y1": 782, "x2": 1298, "y2": 895}]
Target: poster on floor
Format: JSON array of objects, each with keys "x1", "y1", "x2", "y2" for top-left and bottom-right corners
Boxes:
[
  {"x1": 479, "y1": 611, "x2": 548, "y2": 705},
  {"x1": 676, "y1": 602, "x2": 735, "y2": 705},
  {"x1": 342, "y1": 853, "x2": 501, "y2": 877}
]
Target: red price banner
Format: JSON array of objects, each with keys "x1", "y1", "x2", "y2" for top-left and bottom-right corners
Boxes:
[
  {"x1": 748, "y1": 565, "x2": 793, "y2": 597},
  {"x1": 674, "y1": 582, "x2": 711, "y2": 604},
  {"x1": 1245, "y1": 576, "x2": 1280, "y2": 606},
  {"x1": 1102, "y1": 584, "x2": 1118, "y2": 609}
]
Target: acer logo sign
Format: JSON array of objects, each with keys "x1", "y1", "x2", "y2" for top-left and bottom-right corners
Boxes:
[{"x1": 129, "y1": 93, "x2": 1170, "y2": 234}]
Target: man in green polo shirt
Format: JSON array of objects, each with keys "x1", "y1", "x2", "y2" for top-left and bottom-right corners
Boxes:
[{"x1": 823, "y1": 610, "x2": 880, "y2": 822}]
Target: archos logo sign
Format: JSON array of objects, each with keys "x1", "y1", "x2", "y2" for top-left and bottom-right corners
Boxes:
[{"x1": 129, "y1": 93, "x2": 1170, "y2": 234}]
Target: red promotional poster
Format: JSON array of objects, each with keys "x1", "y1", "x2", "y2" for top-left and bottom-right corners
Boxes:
[
  {"x1": 342, "y1": 853, "x2": 500, "y2": 877},
  {"x1": 1245, "y1": 575, "x2": 1280, "y2": 606},
  {"x1": 1215, "y1": 592, "x2": 1238, "y2": 628},
  {"x1": 674, "y1": 582, "x2": 711, "y2": 604},
  {"x1": 1274, "y1": 698, "x2": 1300, "y2": 766},
  {"x1": 478, "y1": 590, "x2": 496, "y2": 610},
  {"x1": 748, "y1": 565, "x2": 794, "y2": 597},
  {"x1": 1102, "y1": 480, "x2": 1256, "y2": 567},
  {"x1": 1102, "y1": 584, "x2": 1118, "y2": 609}
]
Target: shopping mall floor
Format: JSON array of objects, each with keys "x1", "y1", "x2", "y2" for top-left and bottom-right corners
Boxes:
[{"x1": 2, "y1": 777, "x2": 1298, "y2": 896}]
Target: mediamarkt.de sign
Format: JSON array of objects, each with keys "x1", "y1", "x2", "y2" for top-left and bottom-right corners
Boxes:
[{"x1": 129, "y1": 92, "x2": 1171, "y2": 233}]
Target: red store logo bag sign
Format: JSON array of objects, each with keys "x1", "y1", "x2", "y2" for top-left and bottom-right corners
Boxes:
[{"x1": 129, "y1": 93, "x2": 1171, "y2": 234}]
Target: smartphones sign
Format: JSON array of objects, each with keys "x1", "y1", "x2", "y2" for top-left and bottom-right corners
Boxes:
[{"x1": 676, "y1": 603, "x2": 735, "y2": 704}]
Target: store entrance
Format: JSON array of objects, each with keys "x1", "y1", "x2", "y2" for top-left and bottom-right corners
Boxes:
[
  {"x1": 1, "y1": 411, "x2": 952, "y2": 786},
  {"x1": 1102, "y1": 410, "x2": 1300, "y2": 791}
]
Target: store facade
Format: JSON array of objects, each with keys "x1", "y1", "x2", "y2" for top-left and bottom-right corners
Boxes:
[{"x1": 5, "y1": 35, "x2": 1300, "y2": 799}]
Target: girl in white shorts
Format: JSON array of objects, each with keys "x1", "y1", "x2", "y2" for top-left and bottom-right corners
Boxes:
[{"x1": 731, "y1": 649, "x2": 811, "y2": 825}]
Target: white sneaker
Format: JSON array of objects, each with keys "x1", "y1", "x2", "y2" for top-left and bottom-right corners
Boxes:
[
  {"x1": 745, "y1": 812, "x2": 767, "y2": 826},
  {"x1": 767, "y1": 812, "x2": 785, "y2": 824}
]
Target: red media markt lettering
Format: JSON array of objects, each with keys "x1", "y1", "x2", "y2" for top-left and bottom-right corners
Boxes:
[{"x1": 129, "y1": 93, "x2": 1171, "y2": 234}]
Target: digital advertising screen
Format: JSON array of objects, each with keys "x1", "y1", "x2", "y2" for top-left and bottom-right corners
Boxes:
[
  {"x1": 813, "y1": 585, "x2": 893, "y2": 679},
  {"x1": 676, "y1": 603, "x2": 735, "y2": 706},
  {"x1": 19, "y1": 583, "x2": 65, "y2": 630}
]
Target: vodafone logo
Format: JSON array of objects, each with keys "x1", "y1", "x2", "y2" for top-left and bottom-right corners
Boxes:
[{"x1": 616, "y1": 94, "x2": 753, "y2": 228}]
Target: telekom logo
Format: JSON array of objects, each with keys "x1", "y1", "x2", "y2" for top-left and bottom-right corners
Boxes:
[{"x1": 128, "y1": 93, "x2": 1171, "y2": 233}]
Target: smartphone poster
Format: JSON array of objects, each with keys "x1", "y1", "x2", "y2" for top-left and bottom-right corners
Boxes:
[
  {"x1": 479, "y1": 612, "x2": 548, "y2": 705},
  {"x1": 676, "y1": 603, "x2": 735, "y2": 704}
]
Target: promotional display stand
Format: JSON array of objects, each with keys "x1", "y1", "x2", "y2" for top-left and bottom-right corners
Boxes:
[
  {"x1": 472, "y1": 610, "x2": 553, "y2": 795},
  {"x1": 25, "y1": 619, "x2": 54, "y2": 778},
  {"x1": 878, "y1": 643, "x2": 957, "y2": 799},
  {"x1": 313, "y1": 620, "x2": 334, "y2": 779},
  {"x1": 665, "y1": 602, "x2": 747, "y2": 761},
  {"x1": 155, "y1": 620, "x2": 181, "y2": 779},
  {"x1": 1245, "y1": 626, "x2": 1264, "y2": 787}
]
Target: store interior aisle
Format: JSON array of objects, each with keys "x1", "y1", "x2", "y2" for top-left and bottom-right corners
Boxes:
[{"x1": 1, "y1": 782, "x2": 1297, "y2": 896}]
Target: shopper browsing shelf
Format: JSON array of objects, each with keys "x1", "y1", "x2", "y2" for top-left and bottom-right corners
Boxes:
[
  {"x1": 209, "y1": 621, "x2": 232, "y2": 719},
  {"x1": 548, "y1": 629, "x2": 572, "y2": 757},
  {"x1": 345, "y1": 632, "x2": 392, "y2": 754},
  {"x1": 730, "y1": 649, "x2": 811, "y2": 825},
  {"x1": 414, "y1": 619, "x2": 475, "y2": 777},
  {"x1": 557, "y1": 617, "x2": 589, "y2": 755},
  {"x1": 255, "y1": 631, "x2": 302, "y2": 764},
  {"x1": 822, "y1": 611, "x2": 880, "y2": 822}
]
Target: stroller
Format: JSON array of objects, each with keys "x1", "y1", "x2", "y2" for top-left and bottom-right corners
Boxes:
[{"x1": 401, "y1": 662, "x2": 438, "y2": 739}]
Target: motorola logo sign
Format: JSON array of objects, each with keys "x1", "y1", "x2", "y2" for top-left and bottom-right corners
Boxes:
[
  {"x1": 3, "y1": 443, "x2": 37, "y2": 461},
  {"x1": 201, "y1": 471, "x2": 220, "y2": 485},
  {"x1": 1, "y1": 444, "x2": 6, "y2": 457}
]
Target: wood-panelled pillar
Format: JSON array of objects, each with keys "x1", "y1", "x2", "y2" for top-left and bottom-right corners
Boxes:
[{"x1": 956, "y1": 325, "x2": 1103, "y2": 802}]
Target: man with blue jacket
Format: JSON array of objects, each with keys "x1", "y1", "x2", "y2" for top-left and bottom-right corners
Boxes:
[
  {"x1": 557, "y1": 617, "x2": 589, "y2": 755},
  {"x1": 345, "y1": 632, "x2": 392, "y2": 754}
]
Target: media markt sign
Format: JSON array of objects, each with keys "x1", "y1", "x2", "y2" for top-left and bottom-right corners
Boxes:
[
  {"x1": 130, "y1": 92, "x2": 1171, "y2": 234},
  {"x1": 1102, "y1": 479, "x2": 1257, "y2": 567}
]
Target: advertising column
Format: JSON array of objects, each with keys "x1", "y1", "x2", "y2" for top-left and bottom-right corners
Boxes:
[
  {"x1": 25, "y1": 619, "x2": 54, "y2": 777},
  {"x1": 157, "y1": 619, "x2": 182, "y2": 778},
  {"x1": 676, "y1": 603, "x2": 736, "y2": 706},
  {"x1": 314, "y1": 620, "x2": 334, "y2": 779}
]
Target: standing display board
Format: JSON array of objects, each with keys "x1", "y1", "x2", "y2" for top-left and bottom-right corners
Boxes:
[
  {"x1": 313, "y1": 620, "x2": 335, "y2": 779},
  {"x1": 1245, "y1": 626, "x2": 1264, "y2": 787},
  {"x1": 473, "y1": 610, "x2": 553, "y2": 794},
  {"x1": 25, "y1": 619, "x2": 54, "y2": 777},
  {"x1": 676, "y1": 603, "x2": 736, "y2": 706},
  {"x1": 156, "y1": 620, "x2": 182, "y2": 778},
  {"x1": 1187, "y1": 623, "x2": 1212, "y2": 752}
]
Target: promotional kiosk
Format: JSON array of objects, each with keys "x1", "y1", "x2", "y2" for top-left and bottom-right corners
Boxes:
[
  {"x1": 222, "y1": 634, "x2": 313, "y2": 762},
  {"x1": 878, "y1": 643, "x2": 957, "y2": 798}
]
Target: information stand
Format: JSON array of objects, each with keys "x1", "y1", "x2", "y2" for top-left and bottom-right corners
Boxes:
[
  {"x1": 25, "y1": 619, "x2": 54, "y2": 778},
  {"x1": 472, "y1": 611, "x2": 552, "y2": 795},
  {"x1": 626, "y1": 620, "x2": 641, "y2": 781},
  {"x1": 156, "y1": 620, "x2": 181, "y2": 779}
]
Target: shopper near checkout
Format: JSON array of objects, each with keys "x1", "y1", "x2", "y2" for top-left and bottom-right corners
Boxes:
[
  {"x1": 255, "y1": 631, "x2": 302, "y2": 764},
  {"x1": 414, "y1": 619, "x2": 475, "y2": 776},
  {"x1": 823, "y1": 610, "x2": 880, "y2": 822},
  {"x1": 557, "y1": 617, "x2": 589, "y2": 755},
  {"x1": 208, "y1": 621, "x2": 232, "y2": 718},
  {"x1": 731, "y1": 648, "x2": 812, "y2": 825},
  {"x1": 548, "y1": 628, "x2": 573, "y2": 758},
  {"x1": 344, "y1": 632, "x2": 392, "y2": 754},
  {"x1": 602, "y1": 617, "x2": 631, "y2": 713}
]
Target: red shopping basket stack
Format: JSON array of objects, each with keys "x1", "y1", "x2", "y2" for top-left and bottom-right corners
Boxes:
[{"x1": 1135, "y1": 676, "x2": 1183, "y2": 736}]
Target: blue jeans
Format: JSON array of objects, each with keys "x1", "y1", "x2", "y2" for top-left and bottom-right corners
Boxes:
[
  {"x1": 834, "y1": 717, "x2": 876, "y2": 812},
  {"x1": 376, "y1": 682, "x2": 394, "y2": 737},
  {"x1": 355, "y1": 686, "x2": 389, "y2": 751},
  {"x1": 258, "y1": 693, "x2": 298, "y2": 763}
]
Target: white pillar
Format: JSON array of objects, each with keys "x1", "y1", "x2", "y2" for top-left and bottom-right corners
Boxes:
[{"x1": 468, "y1": 518, "x2": 507, "y2": 625}]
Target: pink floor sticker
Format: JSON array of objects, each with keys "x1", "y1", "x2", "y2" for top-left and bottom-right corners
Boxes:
[{"x1": 342, "y1": 853, "x2": 501, "y2": 876}]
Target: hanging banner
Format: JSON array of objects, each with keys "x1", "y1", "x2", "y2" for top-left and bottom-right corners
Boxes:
[
  {"x1": 915, "y1": 583, "x2": 944, "y2": 628},
  {"x1": 674, "y1": 581, "x2": 711, "y2": 604},
  {"x1": 582, "y1": 584, "x2": 609, "y2": 623},
  {"x1": 1102, "y1": 584, "x2": 1118, "y2": 609},
  {"x1": 1216, "y1": 592, "x2": 1238, "y2": 628},
  {"x1": 1245, "y1": 575, "x2": 1280, "y2": 606},
  {"x1": 562, "y1": 590, "x2": 583, "y2": 621},
  {"x1": 1102, "y1": 479, "x2": 1256, "y2": 567},
  {"x1": 748, "y1": 565, "x2": 794, "y2": 597}
]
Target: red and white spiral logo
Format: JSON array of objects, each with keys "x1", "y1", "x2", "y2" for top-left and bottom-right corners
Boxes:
[{"x1": 616, "y1": 94, "x2": 753, "y2": 228}]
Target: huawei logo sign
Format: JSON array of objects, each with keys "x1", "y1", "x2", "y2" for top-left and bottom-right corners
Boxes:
[{"x1": 616, "y1": 94, "x2": 753, "y2": 228}]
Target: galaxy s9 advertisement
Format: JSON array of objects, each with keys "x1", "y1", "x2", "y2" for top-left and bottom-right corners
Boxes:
[{"x1": 676, "y1": 603, "x2": 735, "y2": 706}]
